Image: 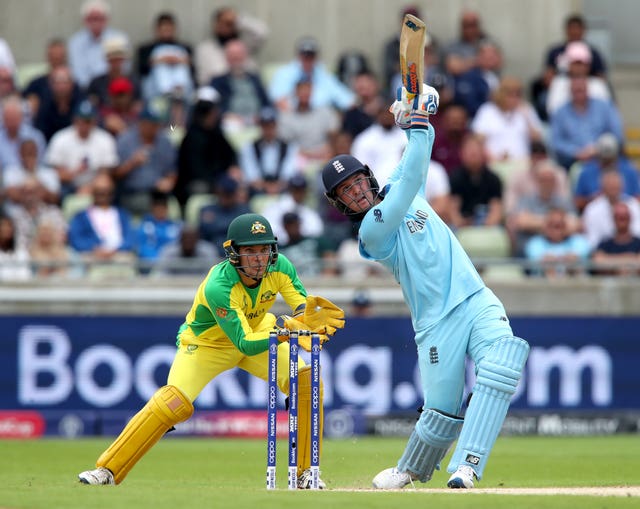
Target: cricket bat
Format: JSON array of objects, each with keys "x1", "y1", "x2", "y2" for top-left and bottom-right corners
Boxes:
[{"x1": 399, "y1": 13, "x2": 427, "y2": 103}]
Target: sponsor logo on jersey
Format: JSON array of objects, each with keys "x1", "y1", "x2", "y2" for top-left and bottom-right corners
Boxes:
[
  {"x1": 374, "y1": 209, "x2": 383, "y2": 223},
  {"x1": 216, "y1": 307, "x2": 228, "y2": 318},
  {"x1": 246, "y1": 308, "x2": 266, "y2": 320},
  {"x1": 429, "y1": 346, "x2": 439, "y2": 364}
]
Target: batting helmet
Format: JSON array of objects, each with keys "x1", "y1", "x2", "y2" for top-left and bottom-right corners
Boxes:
[{"x1": 321, "y1": 154, "x2": 380, "y2": 218}]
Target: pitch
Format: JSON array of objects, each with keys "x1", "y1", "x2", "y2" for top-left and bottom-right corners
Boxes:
[{"x1": 1, "y1": 435, "x2": 638, "y2": 509}]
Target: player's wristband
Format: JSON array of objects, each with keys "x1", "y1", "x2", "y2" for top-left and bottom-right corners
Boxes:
[{"x1": 410, "y1": 111, "x2": 430, "y2": 128}]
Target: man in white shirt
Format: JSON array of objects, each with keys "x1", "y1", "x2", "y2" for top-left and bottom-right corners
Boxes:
[
  {"x1": 45, "y1": 99, "x2": 119, "y2": 196},
  {"x1": 582, "y1": 170, "x2": 640, "y2": 249}
]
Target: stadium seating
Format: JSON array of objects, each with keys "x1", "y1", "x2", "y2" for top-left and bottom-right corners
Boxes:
[
  {"x1": 455, "y1": 225, "x2": 511, "y2": 259},
  {"x1": 184, "y1": 194, "x2": 217, "y2": 226}
]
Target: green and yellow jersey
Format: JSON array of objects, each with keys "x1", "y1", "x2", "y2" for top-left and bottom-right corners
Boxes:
[{"x1": 176, "y1": 254, "x2": 307, "y2": 355}]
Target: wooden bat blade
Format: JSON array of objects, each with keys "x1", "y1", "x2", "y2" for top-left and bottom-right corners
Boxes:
[{"x1": 399, "y1": 13, "x2": 426, "y2": 98}]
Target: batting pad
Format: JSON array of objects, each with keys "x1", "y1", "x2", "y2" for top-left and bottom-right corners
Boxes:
[
  {"x1": 97, "y1": 385, "x2": 194, "y2": 484},
  {"x1": 297, "y1": 365, "x2": 323, "y2": 477},
  {"x1": 398, "y1": 409, "x2": 464, "y2": 482},
  {"x1": 447, "y1": 336, "x2": 529, "y2": 479}
]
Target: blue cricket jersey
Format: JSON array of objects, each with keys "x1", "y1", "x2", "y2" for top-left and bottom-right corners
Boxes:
[{"x1": 359, "y1": 125, "x2": 485, "y2": 332}]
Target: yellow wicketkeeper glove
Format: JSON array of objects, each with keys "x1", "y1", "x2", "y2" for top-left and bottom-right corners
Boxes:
[
  {"x1": 274, "y1": 315, "x2": 329, "y2": 351},
  {"x1": 297, "y1": 295, "x2": 345, "y2": 336}
]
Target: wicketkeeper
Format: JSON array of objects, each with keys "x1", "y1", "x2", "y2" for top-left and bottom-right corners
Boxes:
[{"x1": 78, "y1": 213, "x2": 345, "y2": 489}]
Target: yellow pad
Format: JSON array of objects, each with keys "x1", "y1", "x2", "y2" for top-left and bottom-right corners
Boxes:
[
  {"x1": 97, "y1": 385, "x2": 194, "y2": 484},
  {"x1": 297, "y1": 365, "x2": 324, "y2": 476}
]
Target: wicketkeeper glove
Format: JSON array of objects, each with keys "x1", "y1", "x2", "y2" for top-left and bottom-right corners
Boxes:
[
  {"x1": 274, "y1": 315, "x2": 329, "y2": 351},
  {"x1": 298, "y1": 295, "x2": 345, "y2": 336}
]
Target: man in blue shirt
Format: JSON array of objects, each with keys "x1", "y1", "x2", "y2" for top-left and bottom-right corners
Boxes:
[
  {"x1": 269, "y1": 36, "x2": 355, "y2": 112},
  {"x1": 321, "y1": 85, "x2": 529, "y2": 489}
]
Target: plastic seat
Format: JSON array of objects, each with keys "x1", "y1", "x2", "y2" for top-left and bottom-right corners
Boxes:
[
  {"x1": 248, "y1": 194, "x2": 279, "y2": 214},
  {"x1": 62, "y1": 193, "x2": 92, "y2": 221},
  {"x1": 455, "y1": 226, "x2": 511, "y2": 259},
  {"x1": 185, "y1": 194, "x2": 217, "y2": 226}
]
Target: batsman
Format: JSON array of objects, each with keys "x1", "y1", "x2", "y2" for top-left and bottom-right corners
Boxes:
[{"x1": 78, "y1": 213, "x2": 345, "y2": 489}]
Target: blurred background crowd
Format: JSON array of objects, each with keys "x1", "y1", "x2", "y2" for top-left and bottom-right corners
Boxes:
[{"x1": 0, "y1": 0, "x2": 639, "y2": 282}]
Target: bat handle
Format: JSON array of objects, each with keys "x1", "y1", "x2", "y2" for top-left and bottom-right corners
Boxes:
[{"x1": 407, "y1": 92, "x2": 419, "y2": 110}]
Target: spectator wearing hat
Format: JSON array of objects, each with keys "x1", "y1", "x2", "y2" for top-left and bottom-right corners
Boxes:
[
  {"x1": 45, "y1": 99, "x2": 118, "y2": 197},
  {"x1": 545, "y1": 41, "x2": 611, "y2": 117},
  {"x1": 33, "y1": 65, "x2": 86, "y2": 142},
  {"x1": 113, "y1": 102, "x2": 177, "y2": 217},
  {"x1": 194, "y1": 6, "x2": 268, "y2": 86},
  {"x1": 174, "y1": 86, "x2": 239, "y2": 208},
  {"x1": 210, "y1": 39, "x2": 272, "y2": 127},
  {"x1": 98, "y1": 76, "x2": 139, "y2": 137},
  {"x1": 197, "y1": 175, "x2": 250, "y2": 258},
  {"x1": 68, "y1": 0, "x2": 131, "y2": 90},
  {"x1": 269, "y1": 36, "x2": 355, "y2": 112},
  {"x1": 87, "y1": 35, "x2": 140, "y2": 108},
  {"x1": 262, "y1": 174, "x2": 323, "y2": 245},
  {"x1": 574, "y1": 133, "x2": 640, "y2": 213},
  {"x1": 238, "y1": 106, "x2": 299, "y2": 196},
  {"x1": 549, "y1": 75, "x2": 624, "y2": 171},
  {"x1": 544, "y1": 14, "x2": 607, "y2": 79}
]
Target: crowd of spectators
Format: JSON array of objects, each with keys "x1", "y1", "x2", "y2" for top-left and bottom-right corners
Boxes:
[{"x1": 0, "y1": 1, "x2": 639, "y2": 281}]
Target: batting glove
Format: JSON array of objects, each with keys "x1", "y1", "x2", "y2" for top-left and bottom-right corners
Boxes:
[
  {"x1": 389, "y1": 86, "x2": 414, "y2": 129},
  {"x1": 416, "y1": 85, "x2": 439, "y2": 116}
]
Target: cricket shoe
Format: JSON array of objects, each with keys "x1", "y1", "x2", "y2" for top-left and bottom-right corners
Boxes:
[
  {"x1": 78, "y1": 466, "x2": 115, "y2": 485},
  {"x1": 447, "y1": 465, "x2": 477, "y2": 489},
  {"x1": 372, "y1": 467, "x2": 414, "y2": 489},
  {"x1": 297, "y1": 468, "x2": 326, "y2": 489}
]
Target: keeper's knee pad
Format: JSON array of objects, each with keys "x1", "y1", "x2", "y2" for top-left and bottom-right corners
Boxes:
[
  {"x1": 297, "y1": 365, "x2": 323, "y2": 476},
  {"x1": 97, "y1": 385, "x2": 194, "y2": 484}
]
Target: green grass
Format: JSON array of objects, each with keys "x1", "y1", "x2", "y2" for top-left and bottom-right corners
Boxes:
[{"x1": 0, "y1": 435, "x2": 638, "y2": 509}]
